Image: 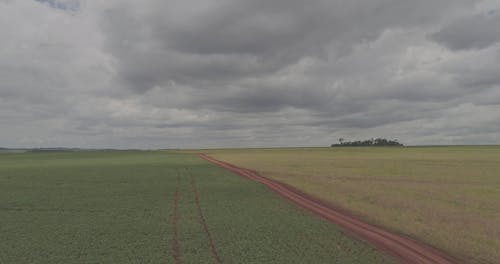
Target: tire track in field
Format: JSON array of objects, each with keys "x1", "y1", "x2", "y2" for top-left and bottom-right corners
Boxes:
[
  {"x1": 188, "y1": 171, "x2": 223, "y2": 264},
  {"x1": 172, "y1": 173, "x2": 181, "y2": 264},
  {"x1": 199, "y1": 154, "x2": 462, "y2": 264}
]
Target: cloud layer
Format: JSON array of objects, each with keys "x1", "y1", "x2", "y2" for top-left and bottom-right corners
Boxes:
[{"x1": 1, "y1": 0, "x2": 499, "y2": 148}]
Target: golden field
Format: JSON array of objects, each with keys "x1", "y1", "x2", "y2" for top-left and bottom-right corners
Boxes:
[{"x1": 200, "y1": 146, "x2": 500, "y2": 264}]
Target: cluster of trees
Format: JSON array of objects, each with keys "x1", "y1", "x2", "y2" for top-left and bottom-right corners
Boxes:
[{"x1": 331, "y1": 138, "x2": 403, "y2": 147}]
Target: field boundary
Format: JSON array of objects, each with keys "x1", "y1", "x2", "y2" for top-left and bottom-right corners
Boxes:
[{"x1": 199, "y1": 154, "x2": 462, "y2": 264}]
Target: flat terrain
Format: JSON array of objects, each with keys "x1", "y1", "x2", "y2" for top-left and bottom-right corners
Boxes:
[
  {"x1": 0, "y1": 151, "x2": 393, "y2": 263},
  {"x1": 201, "y1": 154, "x2": 459, "y2": 264},
  {"x1": 205, "y1": 146, "x2": 500, "y2": 264}
]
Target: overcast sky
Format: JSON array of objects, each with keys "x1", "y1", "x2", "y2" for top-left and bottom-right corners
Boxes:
[{"x1": 1, "y1": 0, "x2": 499, "y2": 148}]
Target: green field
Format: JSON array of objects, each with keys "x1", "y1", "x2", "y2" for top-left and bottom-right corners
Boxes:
[
  {"x1": 206, "y1": 146, "x2": 500, "y2": 264},
  {"x1": 0, "y1": 151, "x2": 394, "y2": 263}
]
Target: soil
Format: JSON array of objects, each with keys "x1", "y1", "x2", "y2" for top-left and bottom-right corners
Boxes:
[{"x1": 199, "y1": 154, "x2": 461, "y2": 264}]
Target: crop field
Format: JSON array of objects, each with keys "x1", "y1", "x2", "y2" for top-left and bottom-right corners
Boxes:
[
  {"x1": 0, "y1": 151, "x2": 394, "y2": 263},
  {"x1": 205, "y1": 146, "x2": 500, "y2": 264}
]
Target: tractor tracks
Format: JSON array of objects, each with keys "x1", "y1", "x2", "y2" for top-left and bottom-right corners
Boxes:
[
  {"x1": 189, "y1": 174, "x2": 223, "y2": 264},
  {"x1": 171, "y1": 168, "x2": 222, "y2": 263},
  {"x1": 171, "y1": 174, "x2": 181, "y2": 264}
]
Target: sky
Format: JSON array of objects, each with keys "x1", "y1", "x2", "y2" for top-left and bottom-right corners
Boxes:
[{"x1": 1, "y1": 0, "x2": 500, "y2": 149}]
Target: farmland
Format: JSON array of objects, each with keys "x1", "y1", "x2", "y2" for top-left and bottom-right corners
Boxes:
[
  {"x1": 0, "y1": 151, "x2": 393, "y2": 263},
  {"x1": 205, "y1": 146, "x2": 500, "y2": 264}
]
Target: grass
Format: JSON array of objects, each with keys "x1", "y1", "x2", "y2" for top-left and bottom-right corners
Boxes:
[
  {"x1": 0, "y1": 151, "x2": 394, "y2": 263},
  {"x1": 204, "y1": 146, "x2": 500, "y2": 264}
]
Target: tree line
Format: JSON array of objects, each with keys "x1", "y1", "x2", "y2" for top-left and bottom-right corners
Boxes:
[{"x1": 331, "y1": 138, "x2": 403, "y2": 147}]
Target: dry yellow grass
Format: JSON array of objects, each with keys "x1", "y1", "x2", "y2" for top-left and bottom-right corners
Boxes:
[{"x1": 200, "y1": 146, "x2": 500, "y2": 264}]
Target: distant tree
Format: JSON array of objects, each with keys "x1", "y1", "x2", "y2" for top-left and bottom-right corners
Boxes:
[{"x1": 331, "y1": 138, "x2": 403, "y2": 147}]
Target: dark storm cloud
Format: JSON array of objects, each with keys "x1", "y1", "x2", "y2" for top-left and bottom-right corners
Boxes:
[
  {"x1": 101, "y1": 0, "x2": 473, "y2": 93},
  {"x1": 431, "y1": 11, "x2": 500, "y2": 50},
  {"x1": 101, "y1": 0, "x2": 336, "y2": 90},
  {"x1": 165, "y1": 1, "x2": 334, "y2": 56}
]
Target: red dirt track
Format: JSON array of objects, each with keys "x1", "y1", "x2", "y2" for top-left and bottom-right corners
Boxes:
[{"x1": 199, "y1": 154, "x2": 461, "y2": 264}]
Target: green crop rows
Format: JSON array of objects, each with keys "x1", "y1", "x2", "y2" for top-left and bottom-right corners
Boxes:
[{"x1": 0, "y1": 151, "x2": 394, "y2": 263}]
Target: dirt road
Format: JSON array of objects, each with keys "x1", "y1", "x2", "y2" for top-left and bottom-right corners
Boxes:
[{"x1": 199, "y1": 154, "x2": 461, "y2": 264}]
